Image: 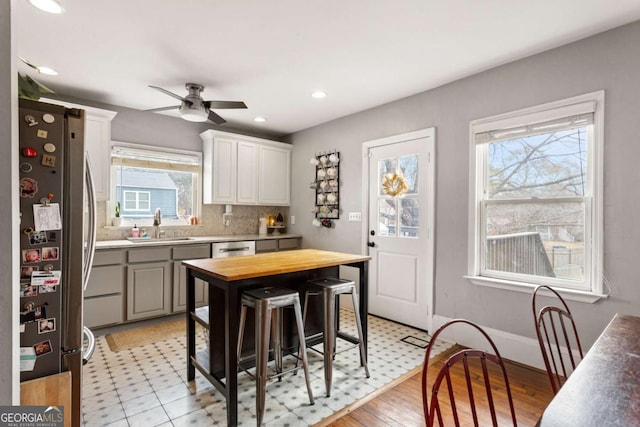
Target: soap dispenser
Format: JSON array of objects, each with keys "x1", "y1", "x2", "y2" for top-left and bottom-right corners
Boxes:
[{"x1": 131, "y1": 224, "x2": 140, "y2": 238}]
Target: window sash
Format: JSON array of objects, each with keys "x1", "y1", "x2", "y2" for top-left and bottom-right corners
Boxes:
[{"x1": 479, "y1": 197, "x2": 591, "y2": 290}]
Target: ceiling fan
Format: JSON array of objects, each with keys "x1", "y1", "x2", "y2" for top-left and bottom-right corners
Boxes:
[{"x1": 147, "y1": 83, "x2": 247, "y2": 124}]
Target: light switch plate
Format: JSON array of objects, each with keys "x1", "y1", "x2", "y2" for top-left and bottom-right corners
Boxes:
[
  {"x1": 290, "y1": 215, "x2": 295, "y2": 225},
  {"x1": 348, "y1": 212, "x2": 361, "y2": 221}
]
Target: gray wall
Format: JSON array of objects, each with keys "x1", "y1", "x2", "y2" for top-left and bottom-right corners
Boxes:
[
  {"x1": 287, "y1": 21, "x2": 640, "y2": 349},
  {"x1": 1, "y1": 0, "x2": 19, "y2": 404}
]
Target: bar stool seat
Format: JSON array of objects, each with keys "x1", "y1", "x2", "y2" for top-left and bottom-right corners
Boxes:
[
  {"x1": 237, "y1": 287, "x2": 314, "y2": 426},
  {"x1": 302, "y1": 277, "x2": 370, "y2": 397}
]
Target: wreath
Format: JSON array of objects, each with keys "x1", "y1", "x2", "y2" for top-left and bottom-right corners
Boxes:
[{"x1": 382, "y1": 172, "x2": 409, "y2": 197}]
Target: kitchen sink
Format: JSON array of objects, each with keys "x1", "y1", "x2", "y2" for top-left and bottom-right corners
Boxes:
[{"x1": 126, "y1": 237, "x2": 196, "y2": 243}]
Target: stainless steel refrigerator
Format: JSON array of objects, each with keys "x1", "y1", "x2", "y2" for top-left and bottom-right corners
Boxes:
[{"x1": 19, "y1": 98, "x2": 97, "y2": 427}]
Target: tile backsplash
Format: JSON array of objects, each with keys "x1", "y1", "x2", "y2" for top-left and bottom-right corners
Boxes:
[{"x1": 96, "y1": 202, "x2": 289, "y2": 241}]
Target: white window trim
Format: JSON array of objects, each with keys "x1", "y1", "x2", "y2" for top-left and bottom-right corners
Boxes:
[{"x1": 467, "y1": 91, "x2": 606, "y2": 303}]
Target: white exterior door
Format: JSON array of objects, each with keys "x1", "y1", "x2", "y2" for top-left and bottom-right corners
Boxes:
[{"x1": 364, "y1": 128, "x2": 435, "y2": 331}]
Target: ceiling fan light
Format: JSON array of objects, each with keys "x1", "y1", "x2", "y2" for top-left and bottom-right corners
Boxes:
[
  {"x1": 179, "y1": 103, "x2": 208, "y2": 122},
  {"x1": 28, "y1": 0, "x2": 64, "y2": 14}
]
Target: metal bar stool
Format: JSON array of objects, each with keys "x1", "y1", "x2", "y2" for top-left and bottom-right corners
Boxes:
[
  {"x1": 237, "y1": 287, "x2": 314, "y2": 426},
  {"x1": 302, "y1": 277, "x2": 370, "y2": 397}
]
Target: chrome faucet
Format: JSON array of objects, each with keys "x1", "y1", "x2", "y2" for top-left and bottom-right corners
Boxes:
[{"x1": 153, "y1": 208, "x2": 162, "y2": 238}]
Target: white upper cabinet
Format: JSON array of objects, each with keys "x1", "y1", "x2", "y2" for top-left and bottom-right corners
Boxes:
[
  {"x1": 42, "y1": 98, "x2": 117, "y2": 201},
  {"x1": 200, "y1": 130, "x2": 291, "y2": 206},
  {"x1": 258, "y1": 144, "x2": 290, "y2": 205}
]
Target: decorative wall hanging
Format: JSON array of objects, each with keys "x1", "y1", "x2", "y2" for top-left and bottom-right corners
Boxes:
[
  {"x1": 310, "y1": 151, "x2": 340, "y2": 226},
  {"x1": 381, "y1": 172, "x2": 409, "y2": 197}
]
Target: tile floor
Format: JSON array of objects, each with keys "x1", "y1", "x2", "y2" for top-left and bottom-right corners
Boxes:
[{"x1": 82, "y1": 309, "x2": 452, "y2": 426}]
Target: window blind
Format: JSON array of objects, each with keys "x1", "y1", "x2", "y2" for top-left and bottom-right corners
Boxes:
[
  {"x1": 111, "y1": 144, "x2": 201, "y2": 173},
  {"x1": 474, "y1": 101, "x2": 596, "y2": 145}
]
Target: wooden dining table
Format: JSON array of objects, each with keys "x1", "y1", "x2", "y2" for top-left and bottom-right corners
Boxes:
[
  {"x1": 182, "y1": 249, "x2": 370, "y2": 427},
  {"x1": 536, "y1": 313, "x2": 640, "y2": 427}
]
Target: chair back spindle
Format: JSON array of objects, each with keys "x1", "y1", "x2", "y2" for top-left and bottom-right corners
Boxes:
[{"x1": 532, "y1": 285, "x2": 584, "y2": 395}]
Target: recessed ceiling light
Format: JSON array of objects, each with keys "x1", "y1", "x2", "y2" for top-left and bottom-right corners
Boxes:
[
  {"x1": 28, "y1": 0, "x2": 64, "y2": 14},
  {"x1": 254, "y1": 117, "x2": 267, "y2": 123},
  {"x1": 311, "y1": 91, "x2": 327, "y2": 99},
  {"x1": 19, "y1": 57, "x2": 58, "y2": 75}
]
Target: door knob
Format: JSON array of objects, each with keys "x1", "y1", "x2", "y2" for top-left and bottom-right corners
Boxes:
[{"x1": 367, "y1": 241, "x2": 375, "y2": 247}]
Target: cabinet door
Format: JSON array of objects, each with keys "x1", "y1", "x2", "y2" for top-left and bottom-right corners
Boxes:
[
  {"x1": 85, "y1": 114, "x2": 114, "y2": 201},
  {"x1": 173, "y1": 261, "x2": 208, "y2": 312},
  {"x1": 258, "y1": 145, "x2": 291, "y2": 205},
  {"x1": 236, "y1": 141, "x2": 258, "y2": 204},
  {"x1": 40, "y1": 98, "x2": 116, "y2": 202},
  {"x1": 210, "y1": 137, "x2": 237, "y2": 203},
  {"x1": 127, "y1": 261, "x2": 172, "y2": 320}
]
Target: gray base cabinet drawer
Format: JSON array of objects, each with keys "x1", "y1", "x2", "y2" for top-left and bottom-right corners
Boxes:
[
  {"x1": 93, "y1": 250, "x2": 125, "y2": 266},
  {"x1": 173, "y1": 244, "x2": 210, "y2": 260},
  {"x1": 278, "y1": 238, "x2": 300, "y2": 251},
  {"x1": 128, "y1": 247, "x2": 171, "y2": 263},
  {"x1": 255, "y1": 240, "x2": 278, "y2": 252},
  {"x1": 85, "y1": 295, "x2": 123, "y2": 328},
  {"x1": 85, "y1": 265, "x2": 124, "y2": 297}
]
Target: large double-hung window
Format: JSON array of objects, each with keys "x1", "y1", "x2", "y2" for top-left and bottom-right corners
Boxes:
[
  {"x1": 468, "y1": 92, "x2": 604, "y2": 297},
  {"x1": 111, "y1": 142, "x2": 202, "y2": 226}
]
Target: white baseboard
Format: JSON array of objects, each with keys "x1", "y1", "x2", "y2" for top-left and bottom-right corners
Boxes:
[{"x1": 432, "y1": 315, "x2": 545, "y2": 370}]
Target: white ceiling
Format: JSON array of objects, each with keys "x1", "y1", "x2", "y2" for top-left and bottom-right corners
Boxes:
[{"x1": 15, "y1": 0, "x2": 640, "y2": 136}]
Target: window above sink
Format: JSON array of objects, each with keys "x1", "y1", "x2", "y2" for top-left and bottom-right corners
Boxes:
[{"x1": 110, "y1": 142, "x2": 202, "y2": 227}]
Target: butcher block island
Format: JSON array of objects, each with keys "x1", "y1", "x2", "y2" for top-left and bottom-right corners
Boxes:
[{"x1": 182, "y1": 249, "x2": 370, "y2": 427}]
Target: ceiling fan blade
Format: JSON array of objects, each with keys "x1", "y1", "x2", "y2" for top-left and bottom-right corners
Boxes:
[
  {"x1": 207, "y1": 110, "x2": 226, "y2": 125},
  {"x1": 145, "y1": 105, "x2": 180, "y2": 112},
  {"x1": 149, "y1": 85, "x2": 188, "y2": 102},
  {"x1": 203, "y1": 100, "x2": 247, "y2": 109}
]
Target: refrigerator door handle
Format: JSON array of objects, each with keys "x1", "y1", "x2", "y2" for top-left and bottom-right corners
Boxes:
[
  {"x1": 82, "y1": 326, "x2": 96, "y2": 364},
  {"x1": 83, "y1": 154, "x2": 97, "y2": 291}
]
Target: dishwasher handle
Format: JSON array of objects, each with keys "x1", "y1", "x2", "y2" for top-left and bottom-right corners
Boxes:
[
  {"x1": 212, "y1": 241, "x2": 256, "y2": 257},
  {"x1": 219, "y1": 246, "x2": 252, "y2": 253}
]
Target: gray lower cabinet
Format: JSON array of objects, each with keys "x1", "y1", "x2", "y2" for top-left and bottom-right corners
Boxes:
[
  {"x1": 85, "y1": 250, "x2": 125, "y2": 328},
  {"x1": 127, "y1": 261, "x2": 172, "y2": 320},
  {"x1": 172, "y1": 244, "x2": 210, "y2": 312},
  {"x1": 173, "y1": 262, "x2": 207, "y2": 312},
  {"x1": 89, "y1": 238, "x2": 298, "y2": 327},
  {"x1": 126, "y1": 247, "x2": 172, "y2": 321},
  {"x1": 255, "y1": 237, "x2": 300, "y2": 253}
]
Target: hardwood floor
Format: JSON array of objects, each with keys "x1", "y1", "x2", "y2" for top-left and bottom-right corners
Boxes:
[{"x1": 318, "y1": 345, "x2": 554, "y2": 427}]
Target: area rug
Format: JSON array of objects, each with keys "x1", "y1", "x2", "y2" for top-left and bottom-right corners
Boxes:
[{"x1": 105, "y1": 317, "x2": 190, "y2": 352}]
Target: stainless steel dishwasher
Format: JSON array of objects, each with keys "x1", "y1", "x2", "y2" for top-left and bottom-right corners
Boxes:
[{"x1": 211, "y1": 240, "x2": 256, "y2": 258}]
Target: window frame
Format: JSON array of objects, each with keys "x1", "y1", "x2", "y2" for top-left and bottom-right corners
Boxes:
[
  {"x1": 109, "y1": 141, "x2": 202, "y2": 227},
  {"x1": 466, "y1": 91, "x2": 606, "y2": 302}
]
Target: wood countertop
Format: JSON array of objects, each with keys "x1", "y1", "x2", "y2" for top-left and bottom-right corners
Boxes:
[{"x1": 182, "y1": 249, "x2": 370, "y2": 281}]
